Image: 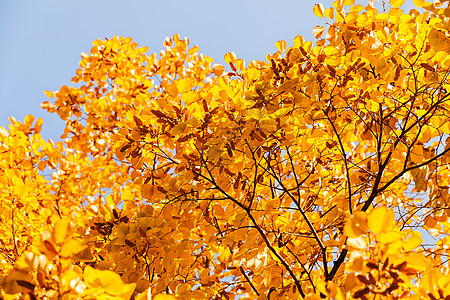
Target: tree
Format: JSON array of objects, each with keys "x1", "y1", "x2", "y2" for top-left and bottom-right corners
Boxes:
[{"x1": 2, "y1": 0, "x2": 450, "y2": 298}]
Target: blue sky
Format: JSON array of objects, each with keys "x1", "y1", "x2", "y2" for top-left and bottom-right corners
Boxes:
[{"x1": 0, "y1": 0, "x2": 417, "y2": 140}]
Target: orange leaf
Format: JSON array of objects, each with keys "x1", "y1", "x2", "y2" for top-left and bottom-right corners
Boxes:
[
  {"x1": 212, "y1": 64, "x2": 224, "y2": 76},
  {"x1": 142, "y1": 184, "x2": 154, "y2": 199}
]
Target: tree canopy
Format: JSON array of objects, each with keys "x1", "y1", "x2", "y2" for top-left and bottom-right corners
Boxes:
[{"x1": 2, "y1": 0, "x2": 450, "y2": 299}]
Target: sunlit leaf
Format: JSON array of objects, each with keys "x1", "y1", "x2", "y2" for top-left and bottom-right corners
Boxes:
[
  {"x1": 275, "y1": 40, "x2": 287, "y2": 52},
  {"x1": 390, "y1": 0, "x2": 405, "y2": 8},
  {"x1": 344, "y1": 211, "x2": 368, "y2": 237},
  {"x1": 368, "y1": 207, "x2": 394, "y2": 233},
  {"x1": 313, "y1": 3, "x2": 325, "y2": 18},
  {"x1": 54, "y1": 219, "x2": 71, "y2": 244},
  {"x1": 313, "y1": 26, "x2": 325, "y2": 39}
]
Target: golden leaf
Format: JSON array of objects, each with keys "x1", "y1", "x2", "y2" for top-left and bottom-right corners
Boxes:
[
  {"x1": 54, "y1": 219, "x2": 71, "y2": 244},
  {"x1": 224, "y1": 52, "x2": 237, "y2": 64},
  {"x1": 390, "y1": 0, "x2": 405, "y2": 8},
  {"x1": 275, "y1": 40, "x2": 287, "y2": 52},
  {"x1": 313, "y1": 3, "x2": 325, "y2": 18},
  {"x1": 44, "y1": 90, "x2": 53, "y2": 98},
  {"x1": 413, "y1": 0, "x2": 424, "y2": 7},
  {"x1": 60, "y1": 239, "x2": 86, "y2": 257},
  {"x1": 324, "y1": 7, "x2": 334, "y2": 19},
  {"x1": 368, "y1": 207, "x2": 394, "y2": 234}
]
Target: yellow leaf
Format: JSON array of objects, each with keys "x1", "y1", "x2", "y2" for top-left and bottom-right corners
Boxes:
[
  {"x1": 224, "y1": 52, "x2": 237, "y2": 64},
  {"x1": 293, "y1": 35, "x2": 305, "y2": 47},
  {"x1": 412, "y1": 0, "x2": 424, "y2": 7},
  {"x1": 404, "y1": 252, "x2": 427, "y2": 272},
  {"x1": 324, "y1": 46, "x2": 339, "y2": 56},
  {"x1": 390, "y1": 0, "x2": 404, "y2": 8},
  {"x1": 275, "y1": 40, "x2": 287, "y2": 52},
  {"x1": 325, "y1": 7, "x2": 334, "y2": 19},
  {"x1": 44, "y1": 90, "x2": 53, "y2": 98},
  {"x1": 403, "y1": 235, "x2": 423, "y2": 251},
  {"x1": 55, "y1": 219, "x2": 71, "y2": 244},
  {"x1": 140, "y1": 107, "x2": 154, "y2": 122},
  {"x1": 376, "y1": 231, "x2": 402, "y2": 244},
  {"x1": 84, "y1": 266, "x2": 134, "y2": 296},
  {"x1": 313, "y1": 3, "x2": 325, "y2": 18},
  {"x1": 60, "y1": 239, "x2": 86, "y2": 257},
  {"x1": 368, "y1": 207, "x2": 394, "y2": 233},
  {"x1": 120, "y1": 282, "x2": 137, "y2": 299},
  {"x1": 188, "y1": 45, "x2": 199, "y2": 55},
  {"x1": 177, "y1": 79, "x2": 191, "y2": 93},
  {"x1": 344, "y1": 0, "x2": 355, "y2": 5},
  {"x1": 247, "y1": 67, "x2": 260, "y2": 80},
  {"x1": 135, "y1": 288, "x2": 153, "y2": 300},
  {"x1": 135, "y1": 288, "x2": 151, "y2": 300},
  {"x1": 433, "y1": 51, "x2": 448, "y2": 63},
  {"x1": 235, "y1": 59, "x2": 245, "y2": 71}
]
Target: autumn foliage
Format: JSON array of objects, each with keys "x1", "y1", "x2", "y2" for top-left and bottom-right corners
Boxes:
[{"x1": 3, "y1": 0, "x2": 450, "y2": 298}]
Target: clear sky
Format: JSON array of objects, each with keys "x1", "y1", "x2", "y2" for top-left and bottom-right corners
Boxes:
[{"x1": 0, "y1": 0, "x2": 418, "y2": 140}]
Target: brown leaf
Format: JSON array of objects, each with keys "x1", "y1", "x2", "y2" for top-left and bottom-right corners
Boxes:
[
  {"x1": 16, "y1": 280, "x2": 35, "y2": 290},
  {"x1": 125, "y1": 240, "x2": 135, "y2": 247},
  {"x1": 151, "y1": 109, "x2": 167, "y2": 119},
  {"x1": 357, "y1": 275, "x2": 371, "y2": 285},
  {"x1": 366, "y1": 262, "x2": 378, "y2": 269},
  {"x1": 420, "y1": 63, "x2": 434, "y2": 72},
  {"x1": 177, "y1": 135, "x2": 191, "y2": 142},
  {"x1": 394, "y1": 65, "x2": 401, "y2": 81},
  {"x1": 393, "y1": 261, "x2": 407, "y2": 270},
  {"x1": 382, "y1": 257, "x2": 389, "y2": 270},
  {"x1": 202, "y1": 99, "x2": 209, "y2": 112},
  {"x1": 354, "y1": 287, "x2": 370, "y2": 298},
  {"x1": 37, "y1": 271, "x2": 45, "y2": 287},
  {"x1": 44, "y1": 240, "x2": 58, "y2": 255},
  {"x1": 112, "y1": 209, "x2": 119, "y2": 219}
]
